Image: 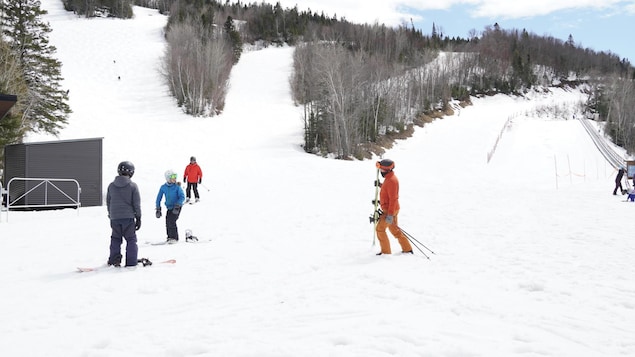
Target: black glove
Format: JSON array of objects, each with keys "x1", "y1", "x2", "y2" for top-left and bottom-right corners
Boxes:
[
  {"x1": 155, "y1": 208, "x2": 161, "y2": 218},
  {"x1": 198, "y1": 179, "x2": 201, "y2": 184},
  {"x1": 172, "y1": 204, "x2": 182, "y2": 215},
  {"x1": 183, "y1": 177, "x2": 186, "y2": 183},
  {"x1": 135, "y1": 216, "x2": 141, "y2": 230}
]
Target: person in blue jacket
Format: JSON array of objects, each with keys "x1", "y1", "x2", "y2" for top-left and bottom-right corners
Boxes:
[{"x1": 155, "y1": 169, "x2": 185, "y2": 244}]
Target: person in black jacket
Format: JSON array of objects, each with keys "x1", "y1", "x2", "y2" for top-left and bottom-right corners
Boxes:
[
  {"x1": 613, "y1": 167, "x2": 625, "y2": 195},
  {"x1": 106, "y1": 161, "x2": 142, "y2": 267}
]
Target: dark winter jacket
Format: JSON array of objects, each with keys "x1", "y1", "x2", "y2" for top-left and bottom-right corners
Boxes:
[
  {"x1": 156, "y1": 182, "x2": 185, "y2": 210},
  {"x1": 107, "y1": 175, "x2": 141, "y2": 220}
]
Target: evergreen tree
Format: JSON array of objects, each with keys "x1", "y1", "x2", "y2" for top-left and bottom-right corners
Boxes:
[
  {"x1": 224, "y1": 15, "x2": 242, "y2": 63},
  {"x1": 1, "y1": 0, "x2": 70, "y2": 135},
  {"x1": 566, "y1": 34, "x2": 575, "y2": 47}
]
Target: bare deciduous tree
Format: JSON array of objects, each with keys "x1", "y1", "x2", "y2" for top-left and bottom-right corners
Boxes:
[{"x1": 162, "y1": 21, "x2": 233, "y2": 116}]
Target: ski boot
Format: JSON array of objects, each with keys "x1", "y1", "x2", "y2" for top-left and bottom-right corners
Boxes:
[
  {"x1": 137, "y1": 258, "x2": 153, "y2": 267},
  {"x1": 185, "y1": 229, "x2": 198, "y2": 242},
  {"x1": 107, "y1": 254, "x2": 122, "y2": 267}
]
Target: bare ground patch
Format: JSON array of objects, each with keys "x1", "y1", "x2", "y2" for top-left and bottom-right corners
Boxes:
[{"x1": 355, "y1": 102, "x2": 466, "y2": 160}]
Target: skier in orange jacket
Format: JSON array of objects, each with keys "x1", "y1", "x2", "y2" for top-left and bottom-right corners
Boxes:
[
  {"x1": 183, "y1": 156, "x2": 203, "y2": 203},
  {"x1": 376, "y1": 159, "x2": 413, "y2": 255}
]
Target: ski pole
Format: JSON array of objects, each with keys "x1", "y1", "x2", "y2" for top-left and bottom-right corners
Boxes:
[
  {"x1": 200, "y1": 183, "x2": 211, "y2": 192},
  {"x1": 398, "y1": 227, "x2": 435, "y2": 255},
  {"x1": 404, "y1": 234, "x2": 430, "y2": 259}
]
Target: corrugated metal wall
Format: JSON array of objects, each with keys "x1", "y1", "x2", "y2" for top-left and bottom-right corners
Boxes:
[
  {"x1": 3, "y1": 144, "x2": 27, "y2": 206},
  {"x1": 3, "y1": 138, "x2": 103, "y2": 208}
]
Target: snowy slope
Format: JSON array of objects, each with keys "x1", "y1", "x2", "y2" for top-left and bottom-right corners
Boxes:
[{"x1": 0, "y1": 2, "x2": 633, "y2": 357}]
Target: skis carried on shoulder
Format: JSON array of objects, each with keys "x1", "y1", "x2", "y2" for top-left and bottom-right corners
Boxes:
[
  {"x1": 77, "y1": 258, "x2": 176, "y2": 272},
  {"x1": 369, "y1": 165, "x2": 382, "y2": 246}
]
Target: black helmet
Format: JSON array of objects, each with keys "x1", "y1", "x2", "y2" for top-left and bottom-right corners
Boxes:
[
  {"x1": 117, "y1": 161, "x2": 135, "y2": 177},
  {"x1": 190, "y1": 156, "x2": 196, "y2": 162},
  {"x1": 377, "y1": 159, "x2": 395, "y2": 171}
]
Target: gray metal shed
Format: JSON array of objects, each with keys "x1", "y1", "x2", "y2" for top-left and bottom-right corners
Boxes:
[{"x1": 3, "y1": 138, "x2": 103, "y2": 208}]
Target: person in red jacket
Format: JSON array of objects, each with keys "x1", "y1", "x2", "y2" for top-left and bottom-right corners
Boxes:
[
  {"x1": 376, "y1": 159, "x2": 413, "y2": 255},
  {"x1": 183, "y1": 156, "x2": 203, "y2": 203}
]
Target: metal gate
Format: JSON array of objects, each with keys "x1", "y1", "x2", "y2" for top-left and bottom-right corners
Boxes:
[{"x1": 2, "y1": 177, "x2": 81, "y2": 222}]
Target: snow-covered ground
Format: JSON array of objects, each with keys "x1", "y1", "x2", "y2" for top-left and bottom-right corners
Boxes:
[{"x1": 1, "y1": 2, "x2": 634, "y2": 356}]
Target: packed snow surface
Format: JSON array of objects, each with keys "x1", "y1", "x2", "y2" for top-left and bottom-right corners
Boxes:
[{"x1": 1, "y1": 3, "x2": 633, "y2": 356}]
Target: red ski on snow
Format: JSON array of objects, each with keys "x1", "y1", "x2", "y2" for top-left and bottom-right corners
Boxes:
[{"x1": 77, "y1": 259, "x2": 176, "y2": 272}]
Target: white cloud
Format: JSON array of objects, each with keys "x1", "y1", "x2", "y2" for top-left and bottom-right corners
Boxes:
[
  {"x1": 469, "y1": 0, "x2": 626, "y2": 19},
  {"x1": 274, "y1": 0, "x2": 633, "y2": 24},
  {"x1": 275, "y1": 0, "x2": 419, "y2": 26}
]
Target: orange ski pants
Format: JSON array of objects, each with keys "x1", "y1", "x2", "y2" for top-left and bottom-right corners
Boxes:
[{"x1": 375, "y1": 211, "x2": 412, "y2": 254}]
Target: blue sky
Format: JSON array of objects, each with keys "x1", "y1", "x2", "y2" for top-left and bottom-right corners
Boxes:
[{"x1": 274, "y1": 0, "x2": 635, "y2": 64}]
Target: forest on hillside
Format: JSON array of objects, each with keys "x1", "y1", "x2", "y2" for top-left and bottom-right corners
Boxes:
[
  {"x1": 153, "y1": 0, "x2": 635, "y2": 158},
  {"x1": 1, "y1": 0, "x2": 634, "y2": 160}
]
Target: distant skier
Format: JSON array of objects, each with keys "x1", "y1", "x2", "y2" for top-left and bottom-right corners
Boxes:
[
  {"x1": 106, "y1": 161, "x2": 141, "y2": 267},
  {"x1": 183, "y1": 156, "x2": 203, "y2": 203},
  {"x1": 613, "y1": 167, "x2": 625, "y2": 195},
  {"x1": 375, "y1": 159, "x2": 413, "y2": 255},
  {"x1": 155, "y1": 169, "x2": 185, "y2": 244}
]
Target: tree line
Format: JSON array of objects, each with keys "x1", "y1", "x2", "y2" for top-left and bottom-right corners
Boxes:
[
  {"x1": 62, "y1": 0, "x2": 134, "y2": 18},
  {"x1": 153, "y1": 1, "x2": 634, "y2": 157},
  {"x1": 290, "y1": 21, "x2": 634, "y2": 157}
]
